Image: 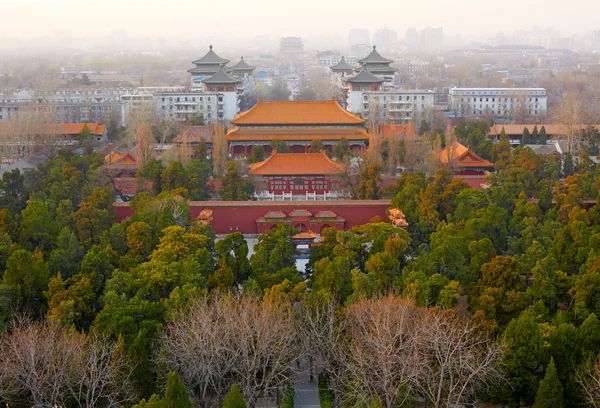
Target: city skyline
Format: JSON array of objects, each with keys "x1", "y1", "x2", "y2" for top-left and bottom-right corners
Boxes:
[{"x1": 0, "y1": 0, "x2": 597, "y2": 44}]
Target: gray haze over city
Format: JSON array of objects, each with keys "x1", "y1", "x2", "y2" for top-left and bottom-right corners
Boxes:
[{"x1": 0, "y1": 0, "x2": 599, "y2": 51}]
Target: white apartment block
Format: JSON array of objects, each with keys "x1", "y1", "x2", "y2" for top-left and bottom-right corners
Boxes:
[
  {"x1": 448, "y1": 88, "x2": 547, "y2": 120},
  {"x1": 153, "y1": 92, "x2": 225, "y2": 123},
  {"x1": 0, "y1": 88, "x2": 135, "y2": 124},
  {"x1": 318, "y1": 55, "x2": 358, "y2": 68},
  {"x1": 360, "y1": 90, "x2": 435, "y2": 125}
]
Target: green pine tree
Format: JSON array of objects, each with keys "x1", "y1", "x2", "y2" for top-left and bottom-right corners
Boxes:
[
  {"x1": 539, "y1": 126, "x2": 547, "y2": 144},
  {"x1": 533, "y1": 358, "x2": 564, "y2": 408},
  {"x1": 531, "y1": 125, "x2": 539, "y2": 144},
  {"x1": 223, "y1": 384, "x2": 246, "y2": 408},
  {"x1": 162, "y1": 372, "x2": 192, "y2": 408},
  {"x1": 521, "y1": 127, "x2": 530, "y2": 146},
  {"x1": 499, "y1": 126, "x2": 508, "y2": 141},
  {"x1": 563, "y1": 152, "x2": 574, "y2": 177}
]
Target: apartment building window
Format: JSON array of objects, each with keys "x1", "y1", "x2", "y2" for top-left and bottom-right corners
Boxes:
[{"x1": 421, "y1": 96, "x2": 425, "y2": 100}]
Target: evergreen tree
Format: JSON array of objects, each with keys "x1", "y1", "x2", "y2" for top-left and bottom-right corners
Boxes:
[
  {"x1": 499, "y1": 126, "x2": 508, "y2": 141},
  {"x1": 531, "y1": 125, "x2": 539, "y2": 144},
  {"x1": 563, "y1": 152, "x2": 574, "y2": 177},
  {"x1": 308, "y1": 139, "x2": 325, "y2": 153},
  {"x1": 539, "y1": 126, "x2": 547, "y2": 144},
  {"x1": 223, "y1": 384, "x2": 246, "y2": 408},
  {"x1": 533, "y1": 358, "x2": 564, "y2": 408},
  {"x1": 248, "y1": 145, "x2": 265, "y2": 163},
  {"x1": 333, "y1": 137, "x2": 349, "y2": 159},
  {"x1": 219, "y1": 161, "x2": 254, "y2": 201},
  {"x1": 270, "y1": 139, "x2": 290, "y2": 153},
  {"x1": 162, "y1": 372, "x2": 192, "y2": 408},
  {"x1": 521, "y1": 127, "x2": 530, "y2": 146}
]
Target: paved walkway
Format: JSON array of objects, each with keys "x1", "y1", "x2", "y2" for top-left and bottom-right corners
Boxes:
[{"x1": 293, "y1": 357, "x2": 320, "y2": 408}]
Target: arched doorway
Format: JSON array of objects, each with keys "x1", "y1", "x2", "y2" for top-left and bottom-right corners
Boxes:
[
  {"x1": 320, "y1": 224, "x2": 332, "y2": 234},
  {"x1": 294, "y1": 222, "x2": 308, "y2": 232}
]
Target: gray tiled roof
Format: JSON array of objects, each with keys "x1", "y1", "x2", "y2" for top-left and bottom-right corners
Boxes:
[
  {"x1": 201, "y1": 65, "x2": 241, "y2": 84},
  {"x1": 230, "y1": 56, "x2": 255, "y2": 71},
  {"x1": 330, "y1": 56, "x2": 354, "y2": 71},
  {"x1": 358, "y1": 46, "x2": 393, "y2": 64},
  {"x1": 191, "y1": 45, "x2": 229, "y2": 65},
  {"x1": 345, "y1": 66, "x2": 385, "y2": 83}
]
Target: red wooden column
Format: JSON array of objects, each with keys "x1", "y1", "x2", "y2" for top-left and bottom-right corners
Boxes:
[
  {"x1": 244, "y1": 145, "x2": 249, "y2": 156},
  {"x1": 304, "y1": 145, "x2": 308, "y2": 153},
  {"x1": 228, "y1": 144, "x2": 233, "y2": 157}
]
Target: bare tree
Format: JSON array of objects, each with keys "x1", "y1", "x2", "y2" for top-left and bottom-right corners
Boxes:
[
  {"x1": 135, "y1": 123, "x2": 155, "y2": 169},
  {"x1": 551, "y1": 90, "x2": 600, "y2": 153},
  {"x1": 298, "y1": 296, "x2": 348, "y2": 408},
  {"x1": 0, "y1": 320, "x2": 137, "y2": 408},
  {"x1": 126, "y1": 103, "x2": 157, "y2": 146},
  {"x1": 212, "y1": 122, "x2": 228, "y2": 176},
  {"x1": 0, "y1": 318, "x2": 78, "y2": 407},
  {"x1": 578, "y1": 356, "x2": 600, "y2": 408},
  {"x1": 344, "y1": 297, "x2": 421, "y2": 408},
  {"x1": 413, "y1": 308, "x2": 504, "y2": 408},
  {"x1": 232, "y1": 295, "x2": 299, "y2": 408},
  {"x1": 157, "y1": 294, "x2": 300, "y2": 408},
  {"x1": 67, "y1": 331, "x2": 138, "y2": 408},
  {"x1": 157, "y1": 295, "x2": 242, "y2": 407}
]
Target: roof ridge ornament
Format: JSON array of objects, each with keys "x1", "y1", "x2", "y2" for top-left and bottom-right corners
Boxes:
[{"x1": 209, "y1": 45, "x2": 213, "y2": 50}]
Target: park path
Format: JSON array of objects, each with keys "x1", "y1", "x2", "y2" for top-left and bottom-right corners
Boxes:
[{"x1": 293, "y1": 357, "x2": 320, "y2": 408}]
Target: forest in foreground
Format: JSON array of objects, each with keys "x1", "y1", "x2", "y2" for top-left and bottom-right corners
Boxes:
[{"x1": 1, "y1": 145, "x2": 600, "y2": 407}]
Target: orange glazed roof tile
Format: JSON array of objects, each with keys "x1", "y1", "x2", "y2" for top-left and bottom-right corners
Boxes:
[
  {"x1": 231, "y1": 99, "x2": 364, "y2": 126},
  {"x1": 488, "y1": 124, "x2": 600, "y2": 137},
  {"x1": 440, "y1": 141, "x2": 493, "y2": 168},
  {"x1": 249, "y1": 152, "x2": 345, "y2": 176},
  {"x1": 226, "y1": 126, "x2": 370, "y2": 142},
  {"x1": 0, "y1": 122, "x2": 105, "y2": 136}
]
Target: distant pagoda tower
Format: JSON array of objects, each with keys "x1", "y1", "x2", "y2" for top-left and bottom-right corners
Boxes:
[
  {"x1": 202, "y1": 65, "x2": 241, "y2": 121},
  {"x1": 356, "y1": 45, "x2": 396, "y2": 87},
  {"x1": 329, "y1": 56, "x2": 355, "y2": 78},
  {"x1": 188, "y1": 45, "x2": 230, "y2": 89},
  {"x1": 345, "y1": 66, "x2": 384, "y2": 114},
  {"x1": 230, "y1": 56, "x2": 255, "y2": 79}
]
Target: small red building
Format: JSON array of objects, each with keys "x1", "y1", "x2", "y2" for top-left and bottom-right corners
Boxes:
[
  {"x1": 248, "y1": 151, "x2": 345, "y2": 197},
  {"x1": 440, "y1": 141, "x2": 494, "y2": 189}
]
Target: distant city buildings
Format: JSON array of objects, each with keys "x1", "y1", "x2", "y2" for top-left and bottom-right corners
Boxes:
[
  {"x1": 448, "y1": 88, "x2": 547, "y2": 120},
  {"x1": 279, "y1": 37, "x2": 304, "y2": 60},
  {"x1": 349, "y1": 29, "x2": 370, "y2": 50},
  {"x1": 373, "y1": 28, "x2": 398, "y2": 48},
  {"x1": 330, "y1": 46, "x2": 434, "y2": 124},
  {"x1": 404, "y1": 27, "x2": 443, "y2": 50}
]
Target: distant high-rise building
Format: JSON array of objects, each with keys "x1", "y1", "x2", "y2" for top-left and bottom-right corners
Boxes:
[
  {"x1": 279, "y1": 37, "x2": 304, "y2": 60},
  {"x1": 373, "y1": 28, "x2": 398, "y2": 47},
  {"x1": 494, "y1": 32, "x2": 508, "y2": 47},
  {"x1": 405, "y1": 28, "x2": 419, "y2": 50},
  {"x1": 419, "y1": 27, "x2": 443, "y2": 50},
  {"x1": 350, "y1": 44, "x2": 373, "y2": 59},
  {"x1": 349, "y1": 29, "x2": 370, "y2": 51}
]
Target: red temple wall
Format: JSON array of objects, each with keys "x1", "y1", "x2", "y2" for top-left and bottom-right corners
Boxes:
[{"x1": 114, "y1": 200, "x2": 390, "y2": 234}]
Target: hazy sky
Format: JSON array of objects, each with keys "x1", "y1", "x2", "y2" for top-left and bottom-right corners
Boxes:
[{"x1": 0, "y1": 0, "x2": 597, "y2": 40}]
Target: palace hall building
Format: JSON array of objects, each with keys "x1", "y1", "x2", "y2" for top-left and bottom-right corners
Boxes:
[
  {"x1": 226, "y1": 98, "x2": 369, "y2": 157},
  {"x1": 248, "y1": 151, "x2": 345, "y2": 197}
]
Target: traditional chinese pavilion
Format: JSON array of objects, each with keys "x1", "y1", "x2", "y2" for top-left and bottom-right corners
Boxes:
[
  {"x1": 248, "y1": 151, "x2": 345, "y2": 196},
  {"x1": 226, "y1": 98, "x2": 369, "y2": 157},
  {"x1": 355, "y1": 46, "x2": 396, "y2": 85},
  {"x1": 440, "y1": 141, "x2": 493, "y2": 175},
  {"x1": 188, "y1": 45, "x2": 229, "y2": 80}
]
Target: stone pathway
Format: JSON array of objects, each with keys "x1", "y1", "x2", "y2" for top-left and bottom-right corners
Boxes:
[{"x1": 293, "y1": 357, "x2": 320, "y2": 408}]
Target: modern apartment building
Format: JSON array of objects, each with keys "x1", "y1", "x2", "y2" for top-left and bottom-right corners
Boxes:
[
  {"x1": 448, "y1": 88, "x2": 547, "y2": 120},
  {"x1": 359, "y1": 90, "x2": 435, "y2": 125}
]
